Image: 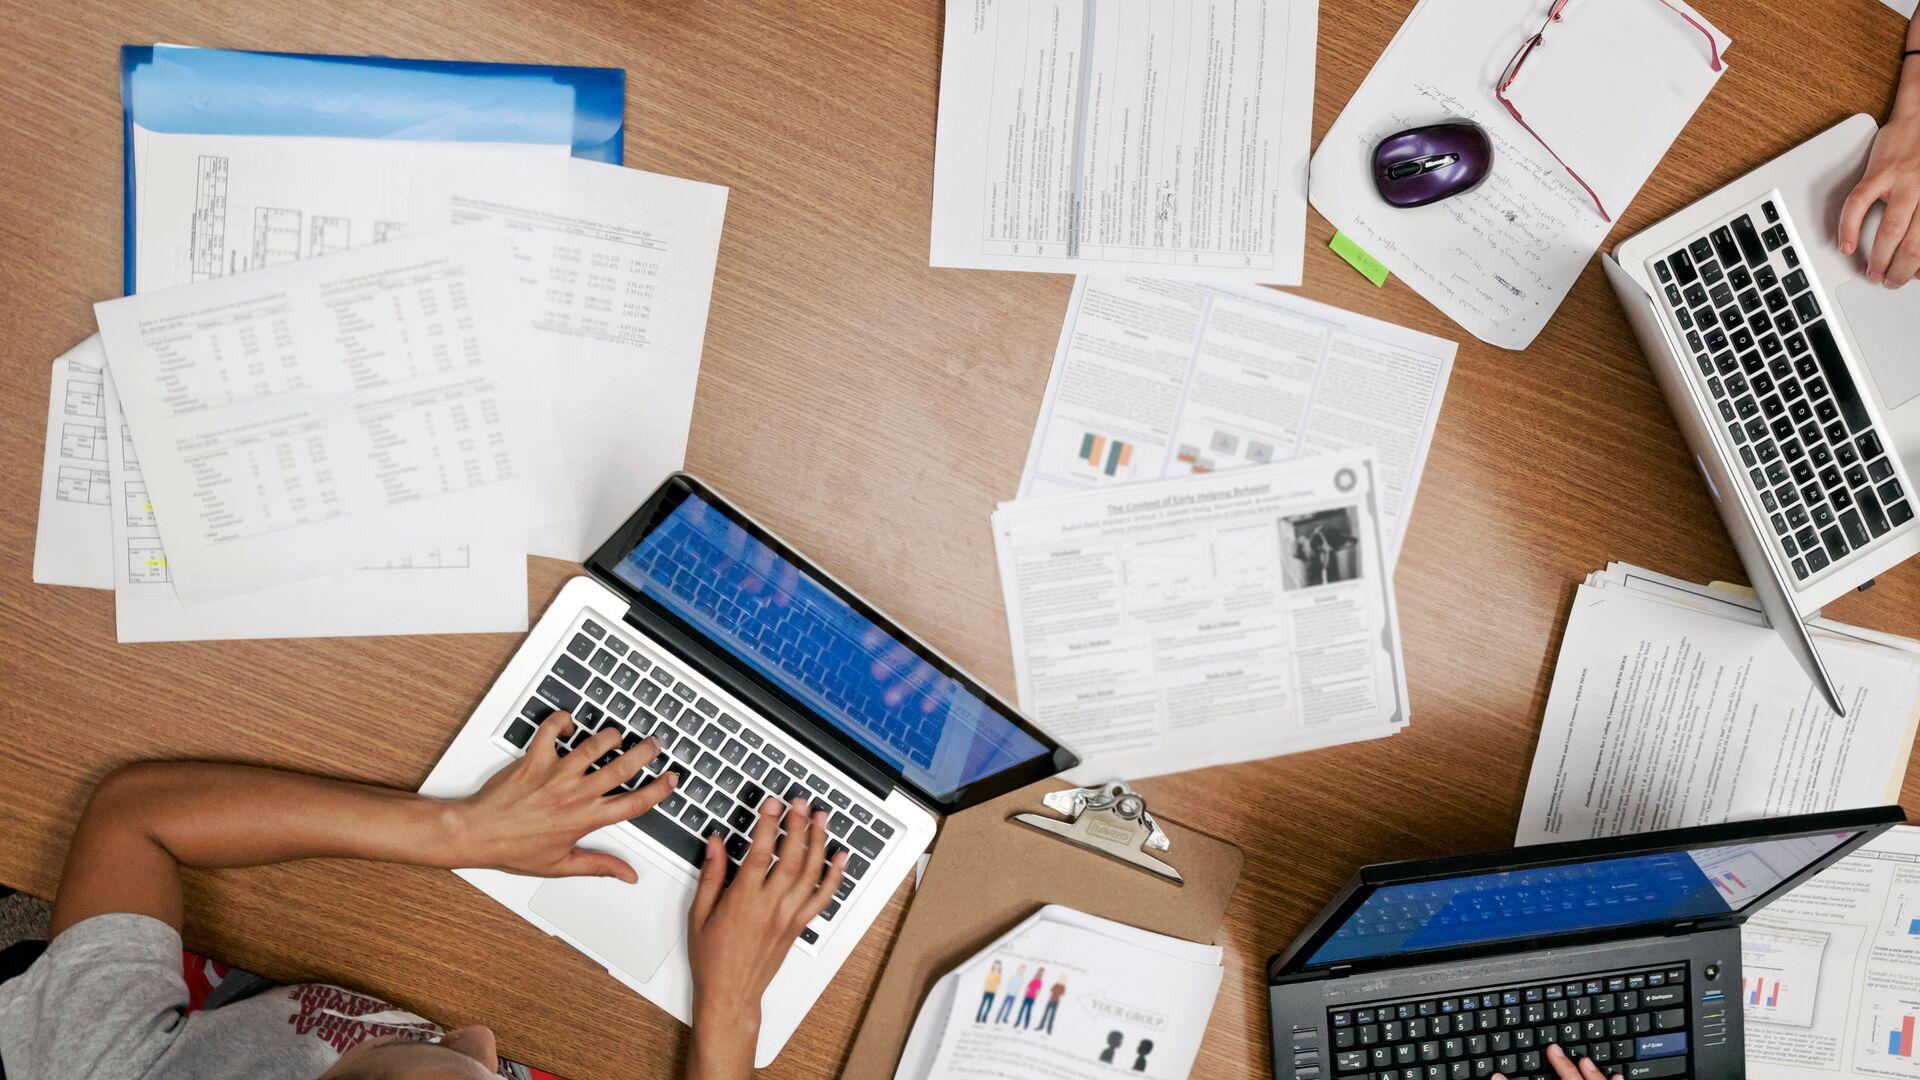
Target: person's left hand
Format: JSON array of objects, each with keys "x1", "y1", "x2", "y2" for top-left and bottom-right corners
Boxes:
[
  {"x1": 1493, "y1": 1043, "x2": 1605, "y2": 1080},
  {"x1": 1840, "y1": 105, "x2": 1920, "y2": 287},
  {"x1": 445, "y1": 710, "x2": 679, "y2": 882}
]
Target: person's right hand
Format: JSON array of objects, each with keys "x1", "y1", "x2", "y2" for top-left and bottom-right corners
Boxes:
[
  {"x1": 1839, "y1": 104, "x2": 1920, "y2": 287},
  {"x1": 684, "y1": 796, "x2": 848, "y2": 1079},
  {"x1": 1493, "y1": 1043, "x2": 1606, "y2": 1080},
  {"x1": 445, "y1": 710, "x2": 678, "y2": 882}
]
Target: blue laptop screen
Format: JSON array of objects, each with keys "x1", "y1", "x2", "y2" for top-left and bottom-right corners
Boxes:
[
  {"x1": 1304, "y1": 832, "x2": 1859, "y2": 967},
  {"x1": 610, "y1": 494, "x2": 1051, "y2": 800}
]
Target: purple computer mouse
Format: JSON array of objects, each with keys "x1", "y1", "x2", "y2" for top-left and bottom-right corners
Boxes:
[{"x1": 1371, "y1": 122, "x2": 1493, "y2": 208}]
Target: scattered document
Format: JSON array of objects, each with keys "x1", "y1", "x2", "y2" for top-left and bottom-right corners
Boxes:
[
  {"x1": 895, "y1": 905, "x2": 1223, "y2": 1080},
  {"x1": 95, "y1": 229, "x2": 565, "y2": 603},
  {"x1": 930, "y1": 0, "x2": 1319, "y2": 284},
  {"x1": 1882, "y1": 0, "x2": 1918, "y2": 19},
  {"x1": 1309, "y1": 0, "x2": 1728, "y2": 348},
  {"x1": 411, "y1": 154, "x2": 728, "y2": 558},
  {"x1": 32, "y1": 339, "x2": 113, "y2": 589},
  {"x1": 1016, "y1": 277, "x2": 1454, "y2": 564},
  {"x1": 1744, "y1": 826, "x2": 1920, "y2": 1080},
  {"x1": 1515, "y1": 565, "x2": 1920, "y2": 845},
  {"x1": 102, "y1": 373, "x2": 527, "y2": 642},
  {"x1": 993, "y1": 451, "x2": 1409, "y2": 783}
]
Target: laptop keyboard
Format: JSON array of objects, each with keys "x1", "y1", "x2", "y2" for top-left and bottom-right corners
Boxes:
[
  {"x1": 1329, "y1": 964, "x2": 1693, "y2": 1079},
  {"x1": 493, "y1": 613, "x2": 901, "y2": 949},
  {"x1": 1652, "y1": 194, "x2": 1914, "y2": 585}
]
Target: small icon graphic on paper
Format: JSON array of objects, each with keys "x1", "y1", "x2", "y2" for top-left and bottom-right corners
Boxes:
[{"x1": 1334, "y1": 467, "x2": 1357, "y2": 492}]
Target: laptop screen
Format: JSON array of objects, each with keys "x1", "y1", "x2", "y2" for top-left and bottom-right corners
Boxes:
[
  {"x1": 1302, "y1": 831, "x2": 1861, "y2": 967},
  {"x1": 606, "y1": 491, "x2": 1054, "y2": 802}
]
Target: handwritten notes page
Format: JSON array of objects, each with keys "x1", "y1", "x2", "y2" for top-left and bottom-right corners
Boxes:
[{"x1": 1309, "y1": 0, "x2": 1728, "y2": 349}]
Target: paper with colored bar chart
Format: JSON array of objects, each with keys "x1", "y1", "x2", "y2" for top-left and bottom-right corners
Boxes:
[
  {"x1": 1017, "y1": 277, "x2": 1454, "y2": 566},
  {"x1": 992, "y1": 451, "x2": 1409, "y2": 783},
  {"x1": 1740, "y1": 827, "x2": 1920, "y2": 1080}
]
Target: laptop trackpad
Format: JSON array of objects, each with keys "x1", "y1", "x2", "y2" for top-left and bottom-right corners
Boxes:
[
  {"x1": 1837, "y1": 274, "x2": 1920, "y2": 411},
  {"x1": 528, "y1": 864, "x2": 693, "y2": 983}
]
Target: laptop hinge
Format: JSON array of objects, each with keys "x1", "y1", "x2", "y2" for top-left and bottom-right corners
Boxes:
[{"x1": 618, "y1": 607, "x2": 899, "y2": 801}]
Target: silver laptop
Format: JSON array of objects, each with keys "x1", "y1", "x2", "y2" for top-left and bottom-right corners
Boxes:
[
  {"x1": 1604, "y1": 114, "x2": 1920, "y2": 715},
  {"x1": 421, "y1": 473, "x2": 1077, "y2": 1066}
]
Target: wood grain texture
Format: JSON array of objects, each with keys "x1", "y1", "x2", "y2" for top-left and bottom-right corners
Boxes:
[{"x1": 3, "y1": 1, "x2": 1918, "y2": 1076}]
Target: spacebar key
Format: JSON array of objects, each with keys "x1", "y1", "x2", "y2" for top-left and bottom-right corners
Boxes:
[{"x1": 629, "y1": 810, "x2": 708, "y2": 866}]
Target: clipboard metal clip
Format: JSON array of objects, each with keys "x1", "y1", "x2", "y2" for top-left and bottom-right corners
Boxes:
[{"x1": 1012, "y1": 781, "x2": 1183, "y2": 884}]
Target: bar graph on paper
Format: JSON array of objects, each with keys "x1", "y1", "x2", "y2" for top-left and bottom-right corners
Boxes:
[
  {"x1": 1860, "y1": 986, "x2": 1920, "y2": 1077},
  {"x1": 1742, "y1": 923, "x2": 1827, "y2": 1028},
  {"x1": 1071, "y1": 432, "x2": 1138, "y2": 480},
  {"x1": 1881, "y1": 887, "x2": 1920, "y2": 943}
]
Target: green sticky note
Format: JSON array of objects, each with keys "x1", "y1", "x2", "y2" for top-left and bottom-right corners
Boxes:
[{"x1": 1330, "y1": 231, "x2": 1389, "y2": 287}]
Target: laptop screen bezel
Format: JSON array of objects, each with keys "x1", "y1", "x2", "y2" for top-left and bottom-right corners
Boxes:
[
  {"x1": 1266, "y1": 806, "x2": 1903, "y2": 981},
  {"x1": 583, "y1": 472, "x2": 1079, "y2": 813}
]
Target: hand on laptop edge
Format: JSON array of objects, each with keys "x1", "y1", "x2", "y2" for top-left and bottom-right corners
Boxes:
[
  {"x1": 1492, "y1": 1042, "x2": 1607, "y2": 1080},
  {"x1": 686, "y1": 795, "x2": 849, "y2": 1080},
  {"x1": 1838, "y1": 13, "x2": 1920, "y2": 287}
]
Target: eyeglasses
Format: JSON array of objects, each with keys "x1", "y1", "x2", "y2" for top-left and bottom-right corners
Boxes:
[{"x1": 1496, "y1": 0, "x2": 1723, "y2": 222}]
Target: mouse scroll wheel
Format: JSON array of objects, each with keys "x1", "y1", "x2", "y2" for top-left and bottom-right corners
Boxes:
[{"x1": 1388, "y1": 153, "x2": 1461, "y2": 180}]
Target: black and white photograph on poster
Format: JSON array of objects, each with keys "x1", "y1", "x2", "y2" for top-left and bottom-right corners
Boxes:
[{"x1": 1280, "y1": 508, "x2": 1362, "y2": 591}]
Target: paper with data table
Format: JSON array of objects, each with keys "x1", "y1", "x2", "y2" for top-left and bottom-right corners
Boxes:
[
  {"x1": 1016, "y1": 277, "x2": 1454, "y2": 565},
  {"x1": 1309, "y1": 0, "x2": 1728, "y2": 348},
  {"x1": 1739, "y1": 826, "x2": 1920, "y2": 1080},
  {"x1": 32, "y1": 338, "x2": 114, "y2": 589},
  {"x1": 993, "y1": 452, "x2": 1409, "y2": 783},
  {"x1": 1515, "y1": 565, "x2": 1920, "y2": 846},
  {"x1": 410, "y1": 154, "x2": 728, "y2": 559},
  {"x1": 102, "y1": 373, "x2": 527, "y2": 642},
  {"x1": 930, "y1": 0, "x2": 1319, "y2": 284},
  {"x1": 95, "y1": 229, "x2": 564, "y2": 603}
]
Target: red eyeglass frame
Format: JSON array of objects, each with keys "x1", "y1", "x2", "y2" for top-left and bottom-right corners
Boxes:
[{"x1": 1495, "y1": 0, "x2": 1723, "y2": 222}]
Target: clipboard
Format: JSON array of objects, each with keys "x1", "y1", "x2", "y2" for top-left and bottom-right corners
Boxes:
[{"x1": 841, "y1": 780, "x2": 1243, "y2": 1078}]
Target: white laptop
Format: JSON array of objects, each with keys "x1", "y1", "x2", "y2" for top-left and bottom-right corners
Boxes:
[
  {"x1": 421, "y1": 473, "x2": 1077, "y2": 1066},
  {"x1": 1604, "y1": 114, "x2": 1920, "y2": 715}
]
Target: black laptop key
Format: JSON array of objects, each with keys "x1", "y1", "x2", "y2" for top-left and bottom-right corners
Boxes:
[
  {"x1": 1668, "y1": 249, "x2": 1697, "y2": 284},
  {"x1": 566, "y1": 633, "x2": 594, "y2": 660},
  {"x1": 636, "y1": 681, "x2": 660, "y2": 706},
  {"x1": 1892, "y1": 500, "x2": 1914, "y2": 526},
  {"x1": 552, "y1": 655, "x2": 591, "y2": 688},
  {"x1": 1683, "y1": 282, "x2": 1708, "y2": 307},
  {"x1": 717, "y1": 768, "x2": 743, "y2": 795},
  {"x1": 584, "y1": 678, "x2": 613, "y2": 705},
  {"x1": 704, "y1": 789, "x2": 732, "y2": 818},
  {"x1": 1699, "y1": 260, "x2": 1723, "y2": 285},
  {"x1": 1794, "y1": 292, "x2": 1822, "y2": 322},
  {"x1": 828, "y1": 811, "x2": 853, "y2": 837},
  {"x1": 608, "y1": 694, "x2": 635, "y2": 720},
  {"x1": 693, "y1": 752, "x2": 722, "y2": 777},
  {"x1": 725, "y1": 834, "x2": 750, "y2": 862},
  {"x1": 1860, "y1": 430, "x2": 1886, "y2": 459},
  {"x1": 679, "y1": 804, "x2": 710, "y2": 833},
  {"x1": 1883, "y1": 478, "x2": 1907, "y2": 506},
  {"x1": 657, "y1": 697, "x2": 683, "y2": 721},
  {"x1": 729, "y1": 805, "x2": 757, "y2": 833},
  {"x1": 1804, "y1": 322, "x2": 1871, "y2": 433},
  {"x1": 610, "y1": 664, "x2": 640, "y2": 691},
  {"x1": 581, "y1": 619, "x2": 606, "y2": 639},
  {"x1": 537, "y1": 676, "x2": 581, "y2": 712},
  {"x1": 685, "y1": 776, "x2": 714, "y2": 804},
  {"x1": 1710, "y1": 225, "x2": 1740, "y2": 267},
  {"x1": 805, "y1": 775, "x2": 829, "y2": 795},
  {"x1": 630, "y1": 807, "x2": 706, "y2": 866},
  {"x1": 785, "y1": 780, "x2": 810, "y2": 804},
  {"x1": 1763, "y1": 224, "x2": 1787, "y2": 249},
  {"x1": 719, "y1": 739, "x2": 747, "y2": 765},
  {"x1": 504, "y1": 719, "x2": 536, "y2": 748},
  {"x1": 1731, "y1": 213, "x2": 1766, "y2": 264},
  {"x1": 588, "y1": 649, "x2": 618, "y2": 676},
  {"x1": 698, "y1": 724, "x2": 727, "y2": 751},
  {"x1": 1689, "y1": 237, "x2": 1714, "y2": 263},
  {"x1": 742, "y1": 753, "x2": 768, "y2": 780},
  {"x1": 872, "y1": 818, "x2": 895, "y2": 840},
  {"x1": 845, "y1": 852, "x2": 871, "y2": 879},
  {"x1": 521, "y1": 697, "x2": 555, "y2": 723},
  {"x1": 785, "y1": 759, "x2": 808, "y2": 779}
]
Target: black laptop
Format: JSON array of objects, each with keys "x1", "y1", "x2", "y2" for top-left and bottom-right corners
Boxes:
[{"x1": 1268, "y1": 807, "x2": 1905, "y2": 1080}]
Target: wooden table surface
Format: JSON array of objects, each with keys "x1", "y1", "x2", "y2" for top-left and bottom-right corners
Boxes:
[{"x1": 4, "y1": 1, "x2": 1918, "y2": 1076}]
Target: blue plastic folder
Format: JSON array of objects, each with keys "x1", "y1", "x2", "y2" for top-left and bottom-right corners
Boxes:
[{"x1": 119, "y1": 45, "x2": 624, "y2": 292}]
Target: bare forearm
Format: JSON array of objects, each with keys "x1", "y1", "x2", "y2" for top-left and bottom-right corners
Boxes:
[
  {"x1": 52, "y1": 762, "x2": 457, "y2": 936},
  {"x1": 684, "y1": 1006, "x2": 760, "y2": 1080},
  {"x1": 1904, "y1": 17, "x2": 1920, "y2": 112}
]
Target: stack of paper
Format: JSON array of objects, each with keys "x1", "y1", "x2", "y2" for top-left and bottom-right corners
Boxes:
[
  {"x1": 29, "y1": 45, "x2": 728, "y2": 642},
  {"x1": 1310, "y1": 0, "x2": 1730, "y2": 348},
  {"x1": 894, "y1": 905, "x2": 1224, "y2": 1080},
  {"x1": 1517, "y1": 563, "x2": 1920, "y2": 846}
]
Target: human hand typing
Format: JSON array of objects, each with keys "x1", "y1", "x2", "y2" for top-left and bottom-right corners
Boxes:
[
  {"x1": 684, "y1": 796, "x2": 848, "y2": 1079},
  {"x1": 1493, "y1": 1042, "x2": 1606, "y2": 1080},
  {"x1": 445, "y1": 710, "x2": 679, "y2": 882}
]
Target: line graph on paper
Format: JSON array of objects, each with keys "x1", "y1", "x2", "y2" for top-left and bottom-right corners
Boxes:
[{"x1": 1210, "y1": 524, "x2": 1276, "y2": 580}]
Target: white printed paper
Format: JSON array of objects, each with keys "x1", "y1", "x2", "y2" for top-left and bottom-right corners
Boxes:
[
  {"x1": 1309, "y1": 0, "x2": 1728, "y2": 348},
  {"x1": 95, "y1": 229, "x2": 565, "y2": 602},
  {"x1": 129, "y1": 126, "x2": 565, "y2": 291},
  {"x1": 1017, "y1": 277, "x2": 1454, "y2": 564},
  {"x1": 32, "y1": 338, "x2": 113, "y2": 589},
  {"x1": 930, "y1": 0, "x2": 1318, "y2": 284},
  {"x1": 896, "y1": 905, "x2": 1223, "y2": 1080},
  {"x1": 1515, "y1": 575, "x2": 1919, "y2": 845},
  {"x1": 1744, "y1": 827, "x2": 1920, "y2": 1080},
  {"x1": 993, "y1": 452, "x2": 1409, "y2": 783},
  {"x1": 103, "y1": 372, "x2": 527, "y2": 642},
  {"x1": 411, "y1": 155, "x2": 728, "y2": 559}
]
